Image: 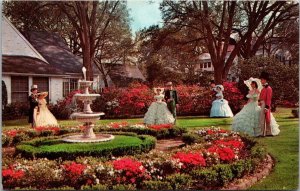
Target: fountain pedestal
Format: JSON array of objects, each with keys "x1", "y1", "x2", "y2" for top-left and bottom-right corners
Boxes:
[{"x1": 62, "y1": 74, "x2": 114, "y2": 143}]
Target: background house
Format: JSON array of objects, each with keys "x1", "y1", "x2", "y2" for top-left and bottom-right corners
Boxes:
[{"x1": 2, "y1": 16, "x2": 146, "y2": 104}]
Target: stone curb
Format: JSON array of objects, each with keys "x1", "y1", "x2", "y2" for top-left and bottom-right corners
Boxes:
[{"x1": 222, "y1": 154, "x2": 274, "y2": 190}]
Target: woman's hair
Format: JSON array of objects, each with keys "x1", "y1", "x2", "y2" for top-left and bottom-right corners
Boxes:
[{"x1": 251, "y1": 81, "x2": 258, "y2": 89}]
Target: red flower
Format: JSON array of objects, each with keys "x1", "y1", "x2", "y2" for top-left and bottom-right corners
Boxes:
[
  {"x1": 113, "y1": 158, "x2": 146, "y2": 184},
  {"x1": 207, "y1": 145, "x2": 235, "y2": 162},
  {"x1": 35, "y1": 126, "x2": 60, "y2": 134},
  {"x1": 4, "y1": 130, "x2": 19, "y2": 137},
  {"x1": 214, "y1": 140, "x2": 244, "y2": 150},
  {"x1": 173, "y1": 152, "x2": 206, "y2": 168},
  {"x1": 63, "y1": 162, "x2": 86, "y2": 181},
  {"x1": 108, "y1": 121, "x2": 128, "y2": 128},
  {"x1": 148, "y1": 124, "x2": 173, "y2": 130}
]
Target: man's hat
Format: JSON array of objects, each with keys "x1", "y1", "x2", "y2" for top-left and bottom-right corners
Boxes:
[
  {"x1": 166, "y1": 82, "x2": 173, "y2": 86},
  {"x1": 31, "y1": 84, "x2": 38, "y2": 91},
  {"x1": 259, "y1": 71, "x2": 270, "y2": 80}
]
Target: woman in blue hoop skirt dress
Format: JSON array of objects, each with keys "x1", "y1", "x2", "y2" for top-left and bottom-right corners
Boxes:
[{"x1": 210, "y1": 85, "x2": 233, "y2": 117}]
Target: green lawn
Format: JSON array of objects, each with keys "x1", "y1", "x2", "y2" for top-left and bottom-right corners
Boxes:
[{"x1": 2, "y1": 107, "x2": 299, "y2": 190}]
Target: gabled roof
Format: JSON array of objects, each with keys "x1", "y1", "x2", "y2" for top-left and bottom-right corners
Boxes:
[
  {"x1": 108, "y1": 64, "x2": 146, "y2": 87},
  {"x1": 2, "y1": 55, "x2": 65, "y2": 76},
  {"x1": 1, "y1": 16, "x2": 48, "y2": 63},
  {"x1": 25, "y1": 31, "x2": 84, "y2": 74}
]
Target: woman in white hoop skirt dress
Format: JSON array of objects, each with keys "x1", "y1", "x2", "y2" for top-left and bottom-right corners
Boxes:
[
  {"x1": 231, "y1": 78, "x2": 280, "y2": 136},
  {"x1": 210, "y1": 85, "x2": 234, "y2": 117},
  {"x1": 34, "y1": 92, "x2": 59, "y2": 127},
  {"x1": 144, "y1": 88, "x2": 175, "y2": 125}
]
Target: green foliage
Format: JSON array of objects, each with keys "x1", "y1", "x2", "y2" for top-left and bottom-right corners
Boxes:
[
  {"x1": 231, "y1": 160, "x2": 247, "y2": 178},
  {"x1": 2, "y1": 80, "x2": 8, "y2": 107},
  {"x1": 112, "y1": 184, "x2": 136, "y2": 190},
  {"x1": 141, "y1": 180, "x2": 172, "y2": 190},
  {"x1": 191, "y1": 168, "x2": 219, "y2": 187},
  {"x1": 251, "y1": 145, "x2": 267, "y2": 161},
  {"x1": 213, "y1": 164, "x2": 234, "y2": 186},
  {"x1": 81, "y1": 184, "x2": 108, "y2": 190},
  {"x1": 291, "y1": 108, "x2": 299, "y2": 118},
  {"x1": 2, "y1": 102, "x2": 29, "y2": 120},
  {"x1": 238, "y1": 56, "x2": 299, "y2": 110},
  {"x1": 49, "y1": 186, "x2": 75, "y2": 190},
  {"x1": 16, "y1": 135, "x2": 156, "y2": 160},
  {"x1": 96, "y1": 126, "x2": 187, "y2": 139},
  {"x1": 166, "y1": 173, "x2": 193, "y2": 190},
  {"x1": 182, "y1": 132, "x2": 204, "y2": 145}
]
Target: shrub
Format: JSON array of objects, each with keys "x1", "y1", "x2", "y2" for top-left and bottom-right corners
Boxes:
[
  {"x1": 251, "y1": 145, "x2": 267, "y2": 161},
  {"x1": 191, "y1": 168, "x2": 219, "y2": 187},
  {"x1": 292, "y1": 108, "x2": 299, "y2": 118},
  {"x1": 112, "y1": 184, "x2": 136, "y2": 190},
  {"x1": 230, "y1": 160, "x2": 246, "y2": 178},
  {"x1": 2, "y1": 80, "x2": 8, "y2": 108},
  {"x1": 81, "y1": 184, "x2": 108, "y2": 190},
  {"x1": 182, "y1": 133, "x2": 204, "y2": 145},
  {"x1": 213, "y1": 164, "x2": 234, "y2": 186},
  {"x1": 166, "y1": 173, "x2": 193, "y2": 190},
  {"x1": 141, "y1": 180, "x2": 172, "y2": 190},
  {"x1": 2, "y1": 102, "x2": 29, "y2": 120}
]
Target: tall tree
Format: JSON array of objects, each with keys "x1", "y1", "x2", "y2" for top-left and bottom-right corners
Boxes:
[{"x1": 160, "y1": 1, "x2": 298, "y2": 83}]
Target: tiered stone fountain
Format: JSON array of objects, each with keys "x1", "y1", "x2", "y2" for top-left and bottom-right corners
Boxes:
[{"x1": 62, "y1": 67, "x2": 114, "y2": 143}]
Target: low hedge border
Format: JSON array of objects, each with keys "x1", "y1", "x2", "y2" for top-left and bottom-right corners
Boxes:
[
  {"x1": 2, "y1": 126, "x2": 186, "y2": 147},
  {"x1": 15, "y1": 133, "x2": 156, "y2": 160}
]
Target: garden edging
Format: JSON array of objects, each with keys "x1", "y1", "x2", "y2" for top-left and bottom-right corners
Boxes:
[{"x1": 222, "y1": 154, "x2": 274, "y2": 190}]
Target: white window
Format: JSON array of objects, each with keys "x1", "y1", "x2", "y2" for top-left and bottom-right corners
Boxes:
[
  {"x1": 63, "y1": 78, "x2": 79, "y2": 97},
  {"x1": 11, "y1": 76, "x2": 28, "y2": 103}
]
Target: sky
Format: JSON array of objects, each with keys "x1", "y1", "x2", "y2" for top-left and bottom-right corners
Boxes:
[{"x1": 127, "y1": 0, "x2": 163, "y2": 35}]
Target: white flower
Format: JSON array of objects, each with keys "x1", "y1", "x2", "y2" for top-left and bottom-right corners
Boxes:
[
  {"x1": 95, "y1": 178, "x2": 100, "y2": 184},
  {"x1": 108, "y1": 170, "x2": 114, "y2": 176}
]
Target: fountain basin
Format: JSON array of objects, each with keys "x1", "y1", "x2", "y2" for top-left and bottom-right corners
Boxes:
[
  {"x1": 74, "y1": 94, "x2": 100, "y2": 101},
  {"x1": 78, "y1": 80, "x2": 93, "y2": 87},
  {"x1": 71, "y1": 112, "x2": 104, "y2": 123},
  {"x1": 62, "y1": 134, "x2": 115, "y2": 143}
]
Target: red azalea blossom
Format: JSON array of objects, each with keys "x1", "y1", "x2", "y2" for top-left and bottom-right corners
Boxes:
[
  {"x1": 4, "y1": 130, "x2": 19, "y2": 137},
  {"x1": 113, "y1": 158, "x2": 146, "y2": 184},
  {"x1": 173, "y1": 152, "x2": 206, "y2": 168},
  {"x1": 63, "y1": 162, "x2": 86, "y2": 181},
  {"x1": 207, "y1": 145, "x2": 235, "y2": 162},
  {"x1": 214, "y1": 140, "x2": 244, "y2": 150},
  {"x1": 2, "y1": 168, "x2": 24, "y2": 179},
  {"x1": 35, "y1": 126, "x2": 60, "y2": 134},
  {"x1": 148, "y1": 124, "x2": 173, "y2": 130},
  {"x1": 109, "y1": 121, "x2": 129, "y2": 128}
]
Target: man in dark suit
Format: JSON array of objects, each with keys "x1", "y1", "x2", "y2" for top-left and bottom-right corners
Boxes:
[
  {"x1": 28, "y1": 85, "x2": 38, "y2": 127},
  {"x1": 164, "y1": 82, "x2": 179, "y2": 123}
]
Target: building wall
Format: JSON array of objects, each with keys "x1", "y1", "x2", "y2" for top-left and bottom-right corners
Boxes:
[
  {"x1": 50, "y1": 77, "x2": 63, "y2": 104},
  {"x1": 2, "y1": 75, "x2": 11, "y2": 104}
]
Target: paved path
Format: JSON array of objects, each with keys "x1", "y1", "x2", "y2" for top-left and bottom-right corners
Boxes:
[{"x1": 155, "y1": 138, "x2": 185, "y2": 151}]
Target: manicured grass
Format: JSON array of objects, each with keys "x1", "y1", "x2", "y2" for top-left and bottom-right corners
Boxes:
[
  {"x1": 2, "y1": 107, "x2": 298, "y2": 190},
  {"x1": 16, "y1": 135, "x2": 156, "y2": 160}
]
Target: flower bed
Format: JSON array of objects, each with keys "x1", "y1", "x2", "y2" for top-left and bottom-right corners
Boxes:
[
  {"x1": 2, "y1": 124, "x2": 186, "y2": 147},
  {"x1": 2, "y1": 127, "x2": 267, "y2": 190}
]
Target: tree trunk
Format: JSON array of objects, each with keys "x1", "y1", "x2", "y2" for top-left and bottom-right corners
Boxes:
[
  {"x1": 213, "y1": 65, "x2": 223, "y2": 84},
  {"x1": 102, "y1": 75, "x2": 109, "y2": 88}
]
